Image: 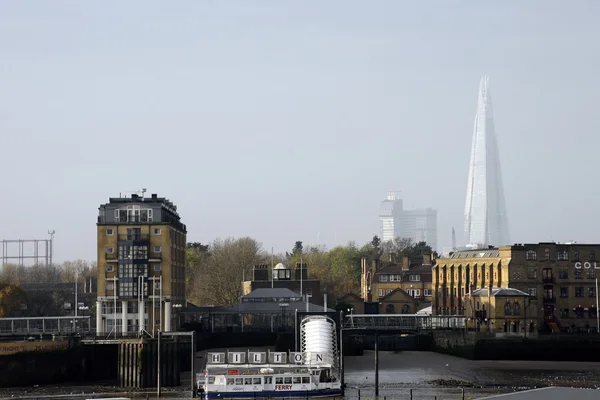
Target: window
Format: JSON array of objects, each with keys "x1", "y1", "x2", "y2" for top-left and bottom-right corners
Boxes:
[
  {"x1": 527, "y1": 287, "x2": 537, "y2": 297},
  {"x1": 284, "y1": 377, "x2": 292, "y2": 384},
  {"x1": 302, "y1": 377, "x2": 310, "y2": 384},
  {"x1": 106, "y1": 282, "x2": 114, "y2": 290},
  {"x1": 424, "y1": 289, "x2": 432, "y2": 296},
  {"x1": 385, "y1": 304, "x2": 395, "y2": 314},
  {"x1": 409, "y1": 275, "x2": 421, "y2": 282},
  {"x1": 559, "y1": 287, "x2": 568, "y2": 297},
  {"x1": 527, "y1": 267, "x2": 537, "y2": 279},
  {"x1": 559, "y1": 269, "x2": 568, "y2": 279},
  {"x1": 574, "y1": 251, "x2": 580, "y2": 260},
  {"x1": 557, "y1": 250, "x2": 568, "y2": 261},
  {"x1": 575, "y1": 269, "x2": 583, "y2": 279},
  {"x1": 587, "y1": 269, "x2": 596, "y2": 279},
  {"x1": 575, "y1": 287, "x2": 584, "y2": 297},
  {"x1": 504, "y1": 301, "x2": 511, "y2": 315},
  {"x1": 401, "y1": 304, "x2": 410, "y2": 313},
  {"x1": 306, "y1": 288, "x2": 313, "y2": 296},
  {"x1": 226, "y1": 378, "x2": 234, "y2": 385},
  {"x1": 526, "y1": 250, "x2": 537, "y2": 260},
  {"x1": 591, "y1": 251, "x2": 597, "y2": 261},
  {"x1": 106, "y1": 228, "x2": 114, "y2": 236},
  {"x1": 106, "y1": 247, "x2": 114, "y2": 254},
  {"x1": 560, "y1": 308, "x2": 569, "y2": 318},
  {"x1": 379, "y1": 275, "x2": 388, "y2": 282},
  {"x1": 153, "y1": 228, "x2": 161, "y2": 235},
  {"x1": 513, "y1": 302, "x2": 520, "y2": 315},
  {"x1": 386, "y1": 289, "x2": 392, "y2": 294},
  {"x1": 575, "y1": 306, "x2": 585, "y2": 318},
  {"x1": 378, "y1": 289, "x2": 384, "y2": 296},
  {"x1": 589, "y1": 307, "x2": 597, "y2": 319},
  {"x1": 544, "y1": 248, "x2": 550, "y2": 260},
  {"x1": 153, "y1": 264, "x2": 162, "y2": 272},
  {"x1": 589, "y1": 287, "x2": 596, "y2": 297},
  {"x1": 154, "y1": 246, "x2": 162, "y2": 253},
  {"x1": 106, "y1": 265, "x2": 114, "y2": 273}
]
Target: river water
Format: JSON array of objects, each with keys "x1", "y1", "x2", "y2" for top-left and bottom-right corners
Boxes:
[{"x1": 2, "y1": 348, "x2": 600, "y2": 399}]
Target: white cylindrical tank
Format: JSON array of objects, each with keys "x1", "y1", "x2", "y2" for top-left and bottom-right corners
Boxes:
[{"x1": 301, "y1": 316, "x2": 335, "y2": 365}]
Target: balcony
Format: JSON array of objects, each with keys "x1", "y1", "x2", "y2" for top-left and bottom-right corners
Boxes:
[
  {"x1": 543, "y1": 296, "x2": 556, "y2": 304},
  {"x1": 149, "y1": 252, "x2": 162, "y2": 262},
  {"x1": 118, "y1": 234, "x2": 149, "y2": 242},
  {"x1": 542, "y1": 276, "x2": 555, "y2": 284}
]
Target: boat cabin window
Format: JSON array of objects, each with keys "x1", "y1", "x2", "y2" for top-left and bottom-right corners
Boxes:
[
  {"x1": 207, "y1": 377, "x2": 215, "y2": 384},
  {"x1": 284, "y1": 377, "x2": 293, "y2": 384},
  {"x1": 302, "y1": 377, "x2": 310, "y2": 384},
  {"x1": 253, "y1": 378, "x2": 261, "y2": 385},
  {"x1": 244, "y1": 378, "x2": 252, "y2": 385},
  {"x1": 275, "y1": 377, "x2": 284, "y2": 384},
  {"x1": 235, "y1": 378, "x2": 243, "y2": 385},
  {"x1": 226, "y1": 378, "x2": 234, "y2": 385},
  {"x1": 265, "y1": 377, "x2": 272, "y2": 384},
  {"x1": 293, "y1": 377, "x2": 302, "y2": 384}
]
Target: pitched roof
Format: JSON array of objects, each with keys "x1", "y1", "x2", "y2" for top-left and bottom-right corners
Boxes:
[
  {"x1": 218, "y1": 301, "x2": 335, "y2": 314},
  {"x1": 242, "y1": 288, "x2": 301, "y2": 299},
  {"x1": 471, "y1": 287, "x2": 529, "y2": 297},
  {"x1": 379, "y1": 287, "x2": 413, "y2": 301}
]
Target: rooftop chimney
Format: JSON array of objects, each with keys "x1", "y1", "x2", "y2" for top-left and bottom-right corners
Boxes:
[
  {"x1": 402, "y1": 256, "x2": 410, "y2": 271},
  {"x1": 423, "y1": 253, "x2": 432, "y2": 265}
]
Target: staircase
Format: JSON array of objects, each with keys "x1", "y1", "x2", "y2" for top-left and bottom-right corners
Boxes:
[{"x1": 545, "y1": 315, "x2": 562, "y2": 333}]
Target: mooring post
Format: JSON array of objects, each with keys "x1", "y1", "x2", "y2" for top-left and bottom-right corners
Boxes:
[
  {"x1": 409, "y1": 388, "x2": 413, "y2": 400},
  {"x1": 358, "y1": 388, "x2": 361, "y2": 400},
  {"x1": 462, "y1": 388, "x2": 465, "y2": 399},
  {"x1": 374, "y1": 331, "x2": 379, "y2": 397}
]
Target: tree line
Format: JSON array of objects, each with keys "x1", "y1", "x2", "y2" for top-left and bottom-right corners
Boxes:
[
  {"x1": 0, "y1": 261, "x2": 97, "y2": 318},
  {"x1": 186, "y1": 236, "x2": 434, "y2": 307},
  {"x1": 0, "y1": 237, "x2": 434, "y2": 317}
]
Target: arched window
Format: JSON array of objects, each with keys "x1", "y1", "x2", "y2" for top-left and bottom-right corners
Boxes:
[
  {"x1": 504, "y1": 301, "x2": 511, "y2": 315},
  {"x1": 513, "y1": 302, "x2": 521, "y2": 315},
  {"x1": 401, "y1": 304, "x2": 410, "y2": 314},
  {"x1": 385, "y1": 304, "x2": 395, "y2": 314}
]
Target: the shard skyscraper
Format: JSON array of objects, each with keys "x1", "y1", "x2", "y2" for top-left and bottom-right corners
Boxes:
[{"x1": 463, "y1": 75, "x2": 510, "y2": 249}]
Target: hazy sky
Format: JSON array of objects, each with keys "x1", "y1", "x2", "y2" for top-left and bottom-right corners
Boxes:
[{"x1": 1, "y1": 1, "x2": 599, "y2": 263}]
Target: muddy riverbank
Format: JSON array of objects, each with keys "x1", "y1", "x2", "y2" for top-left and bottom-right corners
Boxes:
[{"x1": 2, "y1": 349, "x2": 600, "y2": 399}]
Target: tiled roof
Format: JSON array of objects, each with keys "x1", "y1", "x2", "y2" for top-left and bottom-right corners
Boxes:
[
  {"x1": 471, "y1": 287, "x2": 529, "y2": 297},
  {"x1": 448, "y1": 249, "x2": 500, "y2": 259},
  {"x1": 242, "y1": 288, "x2": 301, "y2": 299}
]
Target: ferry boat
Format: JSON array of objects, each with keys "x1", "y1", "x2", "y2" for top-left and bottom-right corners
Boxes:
[{"x1": 198, "y1": 316, "x2": 344, "y2": 399}]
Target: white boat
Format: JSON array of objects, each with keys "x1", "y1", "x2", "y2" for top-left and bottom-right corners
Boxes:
[{"x1": 199, "y1": 316, "x2": 344, "y2": 399}]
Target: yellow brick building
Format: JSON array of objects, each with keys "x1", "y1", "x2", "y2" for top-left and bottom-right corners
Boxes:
[
  {"x1": 433, "y1": 243, "x2": 600, "y2": 333},
  {"x1": 96, "y1": 193, "x2": 187, "y2": 334}
]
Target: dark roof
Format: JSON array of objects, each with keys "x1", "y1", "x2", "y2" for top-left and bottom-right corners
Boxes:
[
  {"x1": 448, "y1": 249, "x2": 501, "y2": 259},
  {"x1": 218, "y1": 301, "x2": 335, "y2": 314},
  {"x1": 471, "y1": 288, "x2": 529, "y2": 297},
  {"x1": 338, "y1": 292, "x2": 362, "y2": 302},
  {"x1": 380, "y1": 287, "x2": 412, "y2": 301},
  {"x1": 242, "y1": 288, "x2": 301, "y2": 299},
  {"x1": 476, "y1": 387, "x2": 600, "y2": 400}
]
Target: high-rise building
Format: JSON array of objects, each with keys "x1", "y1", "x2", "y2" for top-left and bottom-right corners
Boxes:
[
  {"x1": 400, "y1": 208, "x2": 438, "y2": 251},
  {"x1": 95, "y1": 193, "x2": 187, "y2": 334},
  {"x1": 463, "y1": 75, "x2": 510, "y2": 249},
  {"x1": 379, "y1": 191, "x2": 403, "y2": 242},
  {"x1": 379, "y1": 191, "x2": 438, "y2": 250}
]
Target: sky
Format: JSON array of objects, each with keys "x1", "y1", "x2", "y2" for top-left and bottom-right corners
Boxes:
[{"x1": 1, "y1": 1, "x2": 599, "y2": 263}]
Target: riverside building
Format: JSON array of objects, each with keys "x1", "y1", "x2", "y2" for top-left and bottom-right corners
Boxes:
[{"x1": 95, "y1": 193, "x2": 187, "y2": 334}]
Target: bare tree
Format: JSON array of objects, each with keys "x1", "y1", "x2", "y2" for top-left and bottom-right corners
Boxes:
[{"x1": 189, "y1": 237, "x2": 265, "y2": 306}]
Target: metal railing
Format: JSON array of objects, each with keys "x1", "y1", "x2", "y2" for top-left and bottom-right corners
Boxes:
[
  {"x1": 0, "y1": 316, "x2": 92, "y2": 336},
  {"x1": 342, "y1": 314, "x2": 466, "y2": 331}
]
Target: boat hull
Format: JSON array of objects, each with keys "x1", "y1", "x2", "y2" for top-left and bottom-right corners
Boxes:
[{"x1": 203, "y1": 388, "x2": 344, "y2": 399}]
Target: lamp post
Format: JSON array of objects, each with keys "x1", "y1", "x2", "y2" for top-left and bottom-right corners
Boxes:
[
  {"x1": 79, "y1": 305, "x2": 89, "y2": 334},
  {"x1": 173, "y1": 303, "x2": 183, "y2": 330},
  {"x1": 279, "y1": 303, "x2": 289, "y2": 331}
]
